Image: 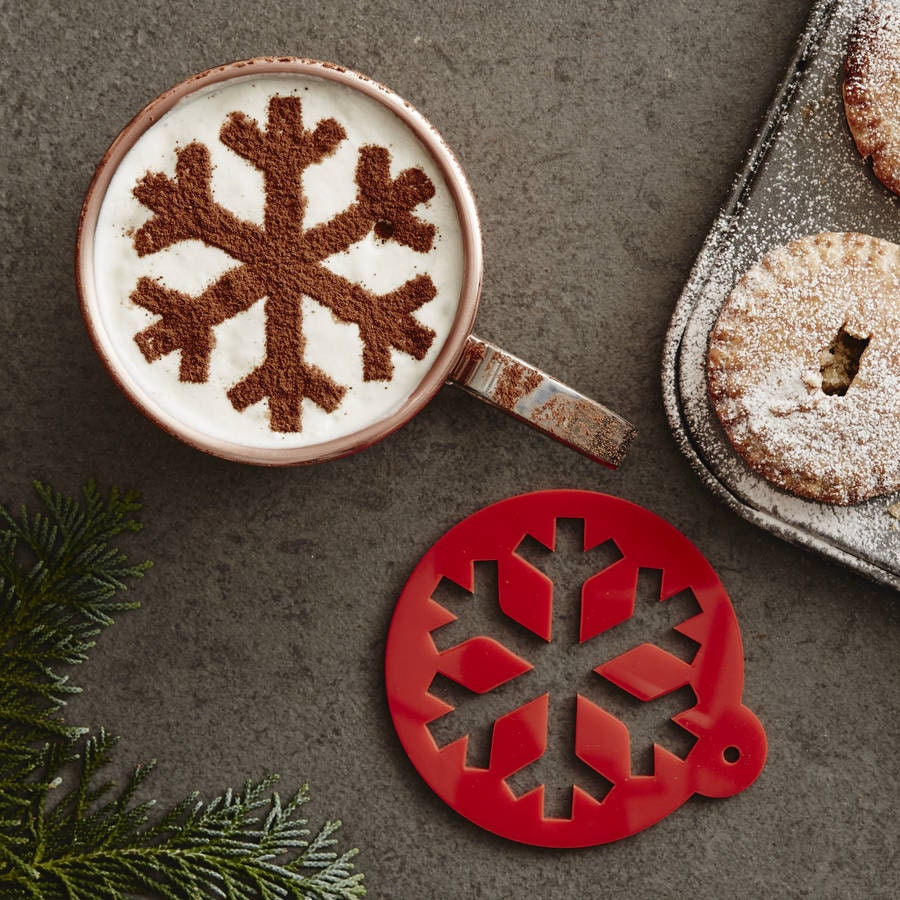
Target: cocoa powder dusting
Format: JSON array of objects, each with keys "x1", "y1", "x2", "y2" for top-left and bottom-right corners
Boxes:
[
  {"x1": 531, "y1": 395, "x2": 633, "y2": 465},
  {"x1": 449, "y1": 337, "x2": 487, "y2": 382},
  {"x1": 129, "y1": 94, "x2": 439, "y2": 433},
  {"x1": 490, "y1": 360, "x2": 542, "y2": 409}
]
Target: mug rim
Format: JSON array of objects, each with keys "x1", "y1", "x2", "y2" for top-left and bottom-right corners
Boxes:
[{"x1": 76, "y1": 56, "x2": 483, "y2": 465}]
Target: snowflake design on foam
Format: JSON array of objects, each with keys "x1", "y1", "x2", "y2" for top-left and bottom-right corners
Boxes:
[{"x1": 128, "y1": 95, "x2": 439, "y2": 433}]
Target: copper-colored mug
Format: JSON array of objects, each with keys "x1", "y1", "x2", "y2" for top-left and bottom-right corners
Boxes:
[{"x1": 77, "y1": 58, "x2": 635, "y2": 466}]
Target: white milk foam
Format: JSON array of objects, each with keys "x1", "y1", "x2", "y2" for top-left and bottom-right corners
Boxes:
[{"x1": 93, "y1": 72, "x2": 465, "y2": 450}]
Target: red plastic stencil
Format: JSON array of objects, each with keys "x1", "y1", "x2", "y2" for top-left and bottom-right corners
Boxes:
[{"x1": 385, "y1": 490, "x2": 766, "y2": 847}]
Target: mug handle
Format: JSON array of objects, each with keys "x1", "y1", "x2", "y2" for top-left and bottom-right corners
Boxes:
[{"x1": 448, "y1": 335, "x2": 636, "y2": 468}]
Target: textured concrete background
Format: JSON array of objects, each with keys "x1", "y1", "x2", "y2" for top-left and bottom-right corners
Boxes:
[{"x1": 1, "y1": 0, "x2": 897, "y2": 897}]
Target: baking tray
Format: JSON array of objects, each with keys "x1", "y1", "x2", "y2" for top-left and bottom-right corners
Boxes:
[{"x1": 662, "y1": 0, "x2": 900, "y2": 592}]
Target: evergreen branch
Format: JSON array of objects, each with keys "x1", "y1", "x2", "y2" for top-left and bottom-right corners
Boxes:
[
  {"x1": 0, "y1": 481, "x2": 365, "y2": 897},
  {"x1": 1, "y1": 729, "x2": 364, "y2": 899},
  {"x1": 0, "y1": 480, "x2": 150, "y2": 745}
]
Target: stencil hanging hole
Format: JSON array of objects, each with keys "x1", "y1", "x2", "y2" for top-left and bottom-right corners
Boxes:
[
  {"x1": 819, "y1": 325, "x2": 869, "y2": 396},
  {"x1": 723, "y1": 745, "x2": 741, "y2": 764}
]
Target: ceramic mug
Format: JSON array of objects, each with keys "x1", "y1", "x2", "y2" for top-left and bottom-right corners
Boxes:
[{"x1": 77, "y1": 58, "x2": 635, "y2": 466}]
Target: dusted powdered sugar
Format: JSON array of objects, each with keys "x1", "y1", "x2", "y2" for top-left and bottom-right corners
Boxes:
[
  {"x1": 664, "y1": 0, "x2": 900, "y2": 584},
  {"x1": 843, "y1": 0, "x2": 900, "y2": 195},
  {"x1": 708, "y1": 232, "x2": 900, "y2": 504}
]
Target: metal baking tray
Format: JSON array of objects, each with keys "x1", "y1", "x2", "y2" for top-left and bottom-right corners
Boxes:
[{"x1": 662, "y1": 0, "x2": 900, "y2": 591}]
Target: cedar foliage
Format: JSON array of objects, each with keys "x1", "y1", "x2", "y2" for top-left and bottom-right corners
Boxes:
[{"x1": 0, "y1": 480, "x2": 364, "y2": 898}]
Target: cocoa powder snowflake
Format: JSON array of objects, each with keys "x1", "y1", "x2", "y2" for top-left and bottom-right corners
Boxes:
[{"x1": 129, "y1": 95, "x2": 440, "y2": 433}]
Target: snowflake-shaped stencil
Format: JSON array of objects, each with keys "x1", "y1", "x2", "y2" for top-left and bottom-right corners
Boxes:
[
  {"x1": 88, "y1": 70, "x2": 467, "y2": 453},
  {"x1": 385, "y1": 490, "x2": 767, "y2": 847}
]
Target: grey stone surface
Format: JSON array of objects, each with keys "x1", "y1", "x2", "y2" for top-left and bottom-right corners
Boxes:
[{"x1": 1, "y1": 0, "x2": 897, "y2": 897}]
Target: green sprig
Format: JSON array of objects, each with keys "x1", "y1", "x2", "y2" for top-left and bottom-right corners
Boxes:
[{"x1": 0, "y1": 481, "x2": 365, "y2": 899}]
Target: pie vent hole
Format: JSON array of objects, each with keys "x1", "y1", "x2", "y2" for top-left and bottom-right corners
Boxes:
[{"x1": 819, "y1": 324, "x2": 870, "y2": 396}]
